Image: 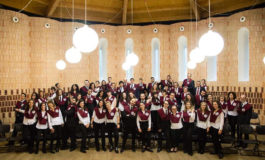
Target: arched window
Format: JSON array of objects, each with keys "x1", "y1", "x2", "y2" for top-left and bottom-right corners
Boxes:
[
  {"x1": 207, "y1": 56, "x2": 217, "y2": 81},
  {"x1": 99, "y1": 38, "x2": 108, "y2": 81},
  {"x1": 238, "y1": 27, "x2": 249, "y2": 81},
  {"x1": 125, "y1": 38, "x2": 134, "y2": 80},
  {"x1": 178, "y1": 36, "x2": 188, "y2": 81},
  {"x1": 151, "y1": 38, "x2": 160, "y2": 81}
]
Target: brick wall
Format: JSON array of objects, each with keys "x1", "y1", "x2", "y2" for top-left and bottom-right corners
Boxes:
[{"x1": 0, "y1": 8, "x2": 264, "y2": 124}]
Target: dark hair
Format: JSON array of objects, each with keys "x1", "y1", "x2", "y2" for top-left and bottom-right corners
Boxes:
[
  {"x1": 71, "y1": 84, "x2": 80, "y2": 93},
  {"x1": 130, "y1": 78, "x2": 134, "y2": 81},
  {"x1": 21, "y1": 93, "x2": 26, "y2": 97},
  {"x1": 31, "y1": 92, "x2": 38, "y2": 100},
  {"x1": 212, "y1": 100, "x2": 221, "y2": 109},
  {"x1": 55, "y1": 83, "x2": 59, "y2": 88},
  {"x1": 51, "y1": 87, "x2": 56, "y2": 91},
  {"x1": 227, "y1": 92, "x2": 236, "y2": 100},
  {"x1": 78, "y1": 100, "x2": 85, "y2": 108},
  {"x1": 119, "y1": 81, "x2": 124, "y2": 85},
  {"x1": 151, "y1": 77, "x2": 154, "y2": 79},
  {"x1": 89, "y1": 82, "x2": 95, "y2": 89}
]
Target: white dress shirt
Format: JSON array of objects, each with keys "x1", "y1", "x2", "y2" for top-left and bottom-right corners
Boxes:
[
  {"x1": 36, "y1": 111, "x2": 48, "y2": 129},
  {"x1": 209, "y1": 111, "x2": 224, "y2": 130},
  {"x1": 92, "y1": 108, "x2": 106, "y2": 124},
  {"x1": 77, "y1": 110, "x2": 90, "y2": 126},
  {"x1": 136, "y1": 110, "x2": 151, "y2": 130},
  {"x1": 47, "y1": 109, "x2": 64, "y2": 129}
]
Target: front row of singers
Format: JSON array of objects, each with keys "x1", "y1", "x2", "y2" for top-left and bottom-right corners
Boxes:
[{"x1": 16, "y1": 98, "x2": 226, "y2": 159}]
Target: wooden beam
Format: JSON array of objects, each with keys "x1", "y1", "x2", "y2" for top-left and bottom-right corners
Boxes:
[
  {"x1": 62, "y1": 2, "x2": 119, "y2": 14},
  {"x1": 46, "y1": 0, "x2": 61, "y2": 17},
  {"x1": 189, "y1": 0, "x2": 200, "y2": 20},
  {"x1": 122, "y1": 0, "x2": 128, "y2": 24},
  {"x1": 128, "y1": 6, "x2": 189, "y2": 14},
  {"x1": 33, "y1": 0, "x2": 49, "y2": 5}
]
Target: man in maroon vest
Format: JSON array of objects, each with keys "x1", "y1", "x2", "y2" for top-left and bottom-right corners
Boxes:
[
  {"x1": 80, "y1": 80, "x2": 90, "y2": 97},
  {"x1": 182, "y1": 73, "x2": 195, "y2": 96}
]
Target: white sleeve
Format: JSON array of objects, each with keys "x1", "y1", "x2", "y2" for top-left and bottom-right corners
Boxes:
[
  {"x1": 148, "y1": 114, "x2": 151, "y2": 129},
  {"x1": 77, "y1": 112, "x2": 85, "y2": 125},
  {"x1": 92, "y1": 111, "x2": 96, "y2": 119},
  {"x1": 136, "y1": 114, "x2": 140, "y2": 130},
  {"x1": 190, "y1": 111, "x2": 195, "y2": 122},
  {"x1": 18, "y1": 109, "x2": 25, "y2": 113},
  {"x1": 118, "y1": 102, "x2": 124, "y2": 111},
  {"x1": 111, "y1": 98, "x2": 117, "y2": 109},
  {"x1": 220, "y1": 112, "x2": 224, "y2": 130},
  {"x1": 47, "y1": 114, "x2": 53, "y2": 130}
]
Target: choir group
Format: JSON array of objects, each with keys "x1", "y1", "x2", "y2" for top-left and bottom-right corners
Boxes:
[{"x1": 8, "y1": 73, "x2": 253, "y2": 159}]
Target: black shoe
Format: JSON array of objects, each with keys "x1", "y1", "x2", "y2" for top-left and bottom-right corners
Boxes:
[
  {"x1": 218, "y1": 153, "x2": 224, "y2": 159},
  {"x1": 70, "y1": 147, "x2": 76, "y2": 152},
  {"x1": 210, "y1": 151, "x2": 217, "y2": 154},
  {"x1": 120, "y1": 148, "x2": 124, "y2": 153},
  {"x1": 61, "y1": 145, "x2": 69, "y2": 150},
  {"x1": 50, "y1": 150, "x2": 55, "y2": 154},
  {"x1": 142, "y1": 147, "x2": 145, "y2": 152},
  {"x1": 146, "y1": 148, "x2": 153, "y2": 152},
  {"x1": 85, "y1": 146, "x2": 89, "y2": 150},
  {"x1": 109, "y1": 146, "x2": 113, "y2": 152},
  {"x1": 166, "y1": 149, "x2": 171, "y2": 153},
  {"x1": 80, "y1": 150, "x2": 86, "y2": 153},
  {"x1": 56, "y1": 147, "x2": 59, "y2": 152},
  {"x1": 132, "y1": 147, "x2": 136, "y2": 152},
  {"x1": 102, "y1": 147, "x2": 107, "y2": 151},
  {"x1": 42, "y1": 149, "x2": 47, "y2": 153},
  {"x1": 96, "y1": 147, "x2": 100, "y2": 152},
  {"x1": 35, "y1": 150, "x2": 39, "y2": 154},
  {"x1": 115, "y1": 147, "x2": 119, "y2": 153},
  {"x1": 157, "y1": 148, "x2": 162, "y2": 153},
  {"x1": 188, "y1": 152, "x2": 193, "y2": 156}
]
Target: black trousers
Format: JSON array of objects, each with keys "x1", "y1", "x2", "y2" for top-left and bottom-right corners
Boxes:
[
  {"x1": 36, "y1": 128, "x2": 48, "y2": 152},
  {"x1": 183, "y1": 122, "x2": 193, "y2": 154},
  {"x1": 170, "y1": 128, "x2": 182, "y2": 148},
  {"x1": 50, "y1": 125, "x2": 62, "y2": 150},
  {"x1": 94, "y1": 122, "x2": 105, "y2": 149},
  {"x1": 106, "y1": 123, "x2": 119, "y2": 148},
  {"x1": 210, "y1": 127, "x2": 223, "y2": 154},
  {"x1": 238, "y1": 123, "x2": 249, "y2": 143},
  {"x1": 122, "y1": 126, "x2": 136, "y2": 148},
  {"x1": 158, "y1": 126, "x2": 170, "y2": 149},
  {"x1": 197, "y1": 127, "x2": 207, "y2": 152},
  {"x1": 228, "y1": 115, "x2": 238, "y2": 138},
  {"x1": 151, "y1": 111, "x2": 158, "y2": 133},
  {"x1": 79, "y1": 124, "x2": 89, "y2": 150},
  {"x1": 23, "y1": 124, "x2": 36, "y2": 152},
  {"x1": 139, "y1": 122, "x2": 151, "y2": 147}
]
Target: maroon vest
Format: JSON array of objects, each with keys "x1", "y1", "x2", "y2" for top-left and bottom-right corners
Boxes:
[
  {"x1": 157, "y1": 108, "x2": 170, "y2": 120},
  {"x1": 227, "y1": 100, "x2": 238, "y2": 111},
  {"x1": 170, "y1": 112, "x2": 182, "y2": 123},
  {"x1": 138, "y1": 110, "x2": 151, "y2": 120},
  {"x1": 197, "y1": 109, "x2": 210, "y2": 122},
  {"x1": 78, "y1": 108, "x2": 89, "y2": 118},
  {"x1": 210, "y1": 109, "x2": 223, "y2": 123},
  {"x1": 38, "y1": 111, "x2": 48, "y2": 124},
  {"x1": 24, "y1": 108, "x2": 36, "y2": 119},
  {"x1": 106, "y1": 108, "x2": 117, "y2": 119},
  {"x1": 47, "y1": 107, "x2": 60, "y2": 118},
  {"x1": 94, "y1": 107, "x2": 106, "y2": 119},
  {"x1": 124, "y1": 105, "x2": 138, "y2": 116},
  {"x1": 183, "y1": 111, "x2": 193, "y2": 123}
]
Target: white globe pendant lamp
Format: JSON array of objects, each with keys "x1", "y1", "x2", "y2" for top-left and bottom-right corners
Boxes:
[
  {"x1": 65, "y1": 47, "x2": 82, "y2": 63},
  {"x1": 187, "y1": 60, "x2": 197, "y2": 69},
  {"x1": 189, "y1": 47, "x2": 205, "y2": 63},
  {"x1": 122, "y1": 62, "x2": 131, "y2": 71},
  {"x1": 73, "y1": 25, "x2": 99, "y2": 53},
  {"x1": 126, "y1": 53, "x2": 139, "y2": 66},
  {"x1": 263, "y1": 56, "x2": 265, "y2": 64},
  {"x1": 56, "y1": 60, "x2": 66, "y2": 70},
  {"x1": 199, "y1": 30, "x2": 224, "y2": 57}
]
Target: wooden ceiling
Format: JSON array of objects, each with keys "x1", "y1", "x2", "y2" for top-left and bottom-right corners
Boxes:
[{"x1": 0, "y1": 0, "x2": 264, "y2": 25}]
